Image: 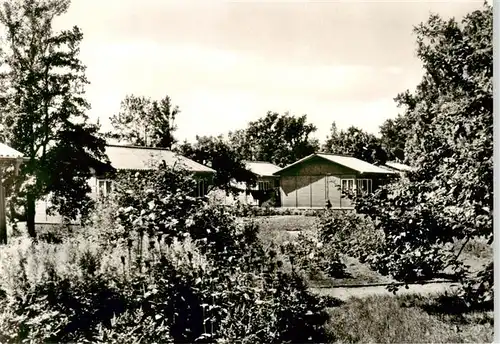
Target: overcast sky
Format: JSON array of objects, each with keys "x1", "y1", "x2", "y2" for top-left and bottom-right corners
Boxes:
[{"x1": 54, "y1": 0, "x2": 484, "y2": 143}]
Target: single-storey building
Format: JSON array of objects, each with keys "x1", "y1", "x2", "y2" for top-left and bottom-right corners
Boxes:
[
  {"x1": 208, "y1": 160, "x2": 281, "y2": 206},
  {"x1": 245, "y1": 161, "x2": 281, "y2": 192},
  {"x1": 35, "y1": 144, "x2": 215, "y2": 224},
  {"x1": 273, "y1": 153, "x2": 396, "y2": 209}
]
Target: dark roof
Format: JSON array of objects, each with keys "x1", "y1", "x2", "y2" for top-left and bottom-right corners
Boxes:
[
  {"x1": 243, "y1": 161, "x2": 281, "y2": 177},
  {"x1": 273, "y1": 153, "x2": 396, "y2": 175},
  {"x1": 105, "y1": 145, "x2": 215, "y2": 173}
]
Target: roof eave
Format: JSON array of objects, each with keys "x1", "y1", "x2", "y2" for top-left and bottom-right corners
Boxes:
[
  {"x1": 272, "y1": 153, "x2": 317, "y2": 175},
  {"x1": 112, "y1": 167, "x2": 215, "y2": 173}
]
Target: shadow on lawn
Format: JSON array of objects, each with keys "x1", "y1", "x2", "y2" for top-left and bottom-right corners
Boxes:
[{"x1": 400, "y1": 293, "x2": 493, "y2": 326}]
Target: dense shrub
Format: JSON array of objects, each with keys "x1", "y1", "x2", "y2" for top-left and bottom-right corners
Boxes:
[
  {"x1": 349, "y1": 3, "x2": 493, "y2": 302},
  {"x1": 457, "y1": 262, "x2": 493, "y2": 309},
  {"x1": 280, "y1": 229, "x2": 348, "y2": 281},
  {"x1": 0, "y1": 165, "x2": 332, "y2": 343},
  {"x1": 234, "y1": 203, "x2": 322, "y2": 217},
  {"x1": 317, "y1": 210, "x2": 383, "y2": 262},
  {"x1": 354, "y1": 181, "x2": 466, "y2": 281}
]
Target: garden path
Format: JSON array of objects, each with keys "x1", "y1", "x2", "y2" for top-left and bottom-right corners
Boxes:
[{"x1": 310, "y1": 281, "x2": 461, "y2": 301}]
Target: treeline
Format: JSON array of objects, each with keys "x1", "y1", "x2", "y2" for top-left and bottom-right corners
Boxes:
[{"x1": 108, "y1": 99, "x2": 405, "y2": 191}]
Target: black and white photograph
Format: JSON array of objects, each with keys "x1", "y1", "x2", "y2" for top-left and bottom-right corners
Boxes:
[{"x1": 0, "y1": 0, "x2": 494, "y2": 342}]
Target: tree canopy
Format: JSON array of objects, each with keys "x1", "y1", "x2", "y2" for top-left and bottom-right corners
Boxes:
[
  {"x1": 176, "y1": 135, "x2": 256, "y2": 194},
  {"x1": 109, "y1": 94, "x2": 179, "y2": 149},
  {"x1": 323, "y1": 122, "x2": 388, "y2": 165},
  {"x1": 229, "y1": 111, "x2": 319, "y2": 167},
  {"x1": 0, "y1": 0, "x2": 110, "y2": 237},
  {"x1": 378, "y1": 115, "x2": 410, "y2": 162},
  {"x1": 356, "y1": 3, "x2": 493, "y2": 290}
]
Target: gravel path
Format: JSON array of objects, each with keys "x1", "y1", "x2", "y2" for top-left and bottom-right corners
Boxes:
[{"x1": 310, "y1": 281, "x2": 461, "y2": 301}]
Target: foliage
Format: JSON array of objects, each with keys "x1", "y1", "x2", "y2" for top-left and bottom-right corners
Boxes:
[
  {"x1": 92, "y1": 308, "x2": 173, "y2": 344},
  {"x1": 228, "y1": 111, "x2": 319, "y2": 167},
  {"x1": 255, "y1": 215, "x2": 348, "y2": 285},
  {"x1": 0, "y1": 165, "x2": 333, "y2": 343},
  {"x1": 108, "y1": 94, "x2": 179, "y2": 149},
  {"x1": 379, "y1": 115, "x2": 411, "y2": 162},
  {"x1": 350, "y1": 3, "x2": 492, "y2": 295},
  {"x1": 233, "y1": 204, "x2": 321, "y2": 217},
  {"x1": 317, "y1": 210, "x2": 384, "y2": 266},
  {"x1": 113, "y1": 165, "x2": 264, "y2": 267},
  {"x1": 176, "y1": 135, "x2": 256, "y2": 195},
  {"x1": 457, "y1": 262, "x2": 493, "y2": 309},
  {"x1": 0, "y1": 0, "x2": 110, "y2": 237},
  {"x1": 280, "y1": 229, "x2": 348, "y2": 281},
  {"x1": 322, "y1": 123, "x2": 388, "y2": 165}
]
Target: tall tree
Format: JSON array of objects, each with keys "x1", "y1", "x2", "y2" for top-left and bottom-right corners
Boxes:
[
  {"x1": 378, "y1": 115, "x2": 411, "y2": 162},
  {"x1": 230, "y1": 111, "x2": 319, "y2": 167},
  {"x1": 227, "y1": 129, "x2": 252, "y2": 161},
  {"x1": 176, "y1": 135, "x2": 256, "y2": 194},
  {"x1": 109, "y1": 94, "x2": 179, "y2": 149},
  {"x1": 0, "y1": 0, "x2": 110, "y2": 237},
  {"x1": 323, "y1": 123, "x2": 388, "y2": 165},
  {"x1": 356, "y1": 3, "x2": 493, "y2": 293}
]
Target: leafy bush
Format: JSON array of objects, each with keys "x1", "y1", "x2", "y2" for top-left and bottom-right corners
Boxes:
[
  {"x1": 112, "y1": 168, "x2": 260, "y2": 266},
  {"x1": 92, "y1": 308, "x2": 173, "y2": 344},
  {"x1": 280, "y1": 229, "x2": 348, "y2": 282},
  {"x1": 355, "y1": 180, "x2": 466, "y2": 281},
  {"x1": 348, "y1": 3, "x2": 494, "y2": 302},
  {"x1": 0, "y1": 233, "x2": 331, "y2": 343},
  {"x1": 457, "y1": 262, "x2": 493, "y2": 309},
  {"x1": 233, "y1": 203, "x2": 322, "y2": 217},
  {"x1": 317, "y1": 210, "x2": 383, "y2": 263},
  {"x1": 0, "y1": 237, "x2": 126, "y2": 343}
]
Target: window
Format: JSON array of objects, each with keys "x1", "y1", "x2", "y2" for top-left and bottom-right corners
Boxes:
[
  {"x1": 258, "y1": 181, "x2": 271, "y2": 191},
  {"x1": 357, "y1": 179, "x2": 373, "y2": 195},
  {"x1": 341, "y1": 178, "x2": 373, "y2": 196},
  {"x1": 97, "y1": 179, "x2": 113, "y2": 198},
  {"x1": 341, "y1": 179, "x2": 355, "y2": 194},
  {"x1": 196, "y1": 179, "x2": 205, "y2": 197}
]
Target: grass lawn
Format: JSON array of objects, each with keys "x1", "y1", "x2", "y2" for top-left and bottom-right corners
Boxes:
[
  {"x1": 253, "y1": 216, "x2": 391, "y2": 287},
  {"x1": 253, "y1": 215, "x2": 492, "y2": 286},
  {"x1": 326, "y1": 293, "x2": 494, "y2": 343},
  {"x1": 253, "y1": 215, "x2": 318, "y2": 232},
  {"x1": 253, "y1": 215, "x2": 393, "y2": 286},
  {"x1": 248, "y1": 215, "x2": 494, "y2": 343},
  {"x1": 457, "y1": 237, "x2": 493, "y2": 273}
]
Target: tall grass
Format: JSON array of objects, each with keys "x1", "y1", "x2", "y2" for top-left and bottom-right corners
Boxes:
[{"x1": 326, "y1": 293, "x2": 493, "y2": 343}]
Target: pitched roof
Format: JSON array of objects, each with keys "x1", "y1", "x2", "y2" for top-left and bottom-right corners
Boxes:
[
  {"x1": 273, "y1": 153, "x2": 396, "y2": 175},
  {"x1": 0, "y1": 143, "x2": 24, "y2": 160},
  {"x1": 384, "y1": 161, "x2": 416, "y2": 172},
  {"x1": 105, "y1": 145, "x2": 215, "y2": 173},
  {"x1": 244, "y1": 161, "x2": 281, "y2": 177}
]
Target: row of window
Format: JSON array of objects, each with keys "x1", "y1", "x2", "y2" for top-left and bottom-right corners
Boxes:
[
  {"x1": 96, "y1": 179, "x2": 207, "y2": 198},
  {"x1": 258, "y1": 181, "x2": 271, "y2": 191},
  {"x1": 96, "y1": 177, "x2": 373, "y2": 198},
  {"x1": 254, "y1": 178, "x2": 373, "y2": 194},
  {"x1": 341, "y1": 178, "x2": 373, "y2": 194}
]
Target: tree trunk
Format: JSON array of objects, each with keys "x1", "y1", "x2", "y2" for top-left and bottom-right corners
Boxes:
[{"x1": 26, "y1": 193, "x2": 36, "y2": 239}]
